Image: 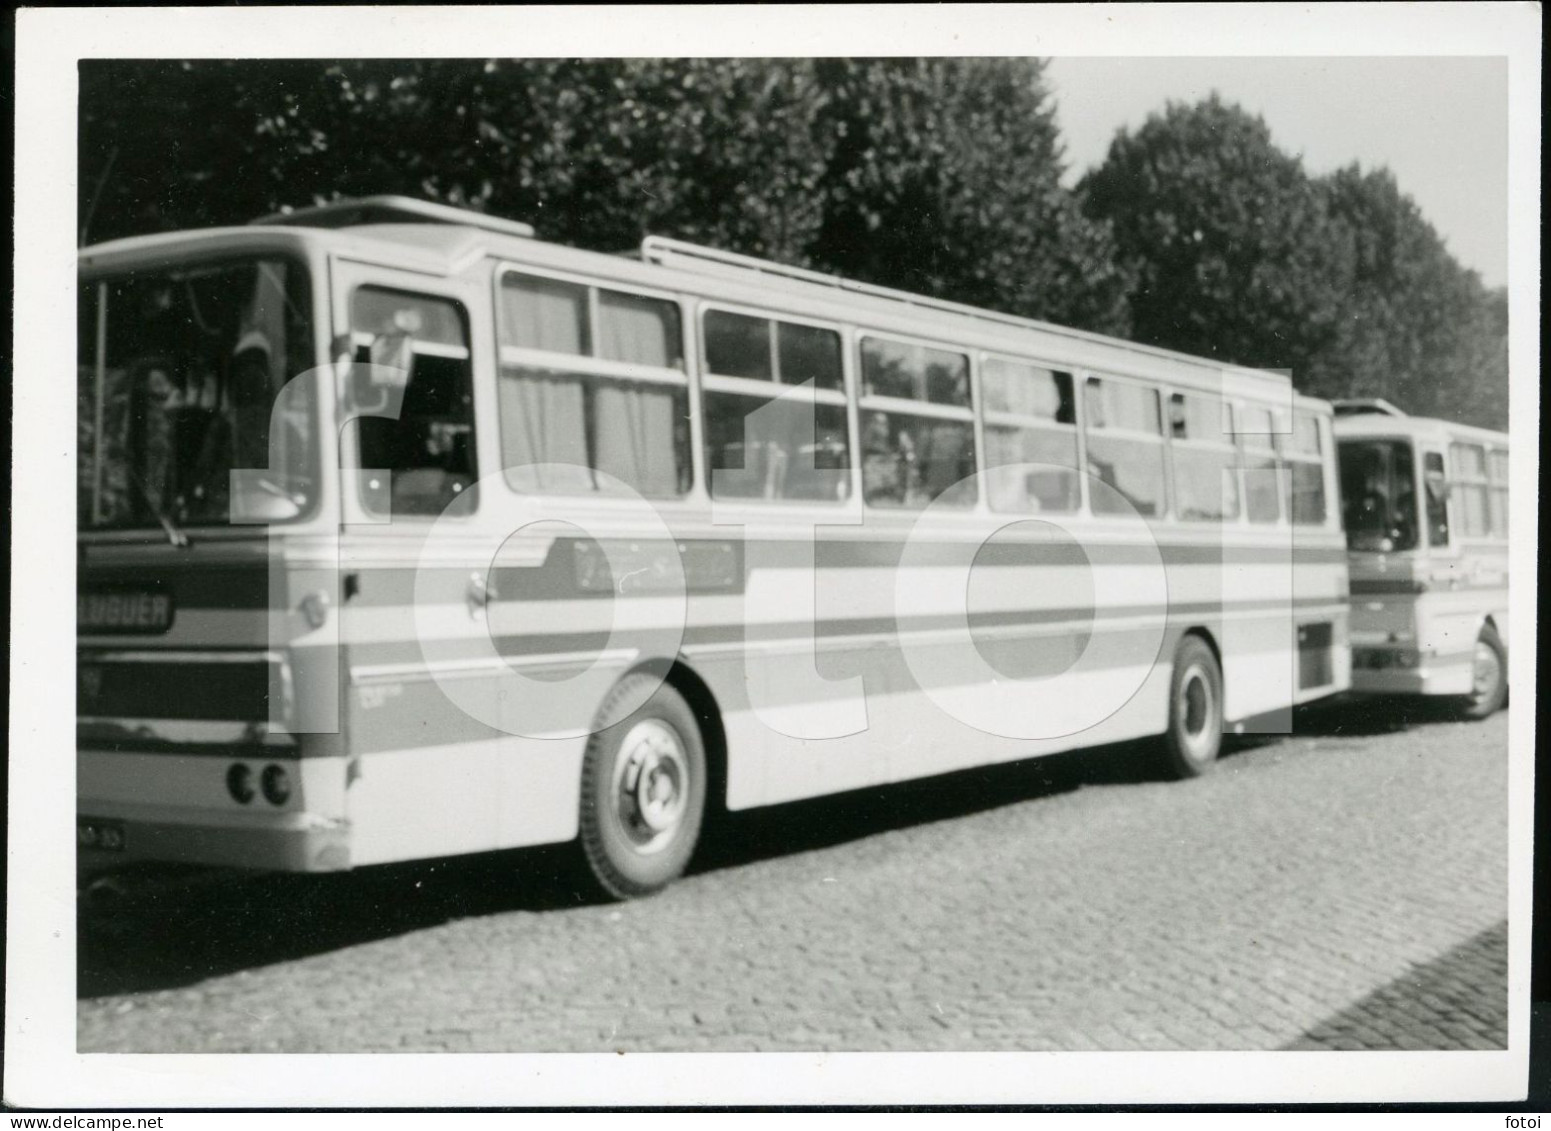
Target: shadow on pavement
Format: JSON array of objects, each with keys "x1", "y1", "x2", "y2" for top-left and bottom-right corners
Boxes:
[
  {"x1": 77, "y1": 845, "x2": 596, "y2": 999},
  {"x1": 1283, "y1": 693, "x2": 1481, "y2": 738},
  {"x1": 78, "y1": 737, "x2": 1157, "y2": 1000},
  {"x1": 79, "y1": 694, "x2": 1491, "y2": 1000},
  {"x1": 1283, "y1": 921, "x2": 1508, "y2": 1050}
]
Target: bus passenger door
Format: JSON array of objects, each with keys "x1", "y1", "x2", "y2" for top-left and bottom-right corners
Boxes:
[{"x1": 327, "y1": 258, "x2": 508, "y2": 866}]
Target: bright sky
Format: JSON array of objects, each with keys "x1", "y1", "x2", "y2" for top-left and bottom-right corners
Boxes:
[{"x1": 1046, "y1": 57, "x2": 1508, "y2": 288}]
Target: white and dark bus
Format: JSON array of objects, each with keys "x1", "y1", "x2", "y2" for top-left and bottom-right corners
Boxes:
[
  {"x1": 77, "y1": 196, "x2": 1350, "y2": 897},
  {"x1": 1334, "y1": 400, "x2": 1508, "y2": 718}
]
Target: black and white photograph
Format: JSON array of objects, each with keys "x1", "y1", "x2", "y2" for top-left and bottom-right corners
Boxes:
[{"x1": 7, "y1": 2, "x2": 1540, "y2": 1112}]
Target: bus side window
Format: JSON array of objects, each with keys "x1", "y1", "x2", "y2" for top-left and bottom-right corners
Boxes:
[
  {"x1": 1169, "y1": 392, "x2": 1240, "y2": 522},
  {"x1": 981, "y1": 357, "x2": 1080, "y2": 514},
  {"x1": 1278, "y1": 411, "x2": 1327, "y2": 526},
  {"x1": 1084, "y1": 376, "x2": 1166, "y2": 517},
  {"x1": 352, "y1": 288, "x2": 477, "y2": 517},
  {"x1": 1423, "y1": 451, "x2": 1449, "y2": 547},
  {"x1": 1487, "y1": 448, "x2": 1509, "y2": 538},
  {"x1": 1448, "y1": 441, "x2": 1490, "y2": 538},
  {"x1": 858, "y1": 337, "x2": 976, "y2": 509},
  {"x1": 1236, "y1": 404, "x2": 1281, "y2": 524}
]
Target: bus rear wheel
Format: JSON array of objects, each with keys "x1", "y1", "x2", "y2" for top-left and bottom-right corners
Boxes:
[
  {"x1": 1161, "y1": 636, "x2": 1224, "y2": 779},
  {"x1": 1460, "y1": 624, "x2": 1507, "y2": 720},
  {"x1": 578, "y1": 675, "x2": 707, "y2": 900}
]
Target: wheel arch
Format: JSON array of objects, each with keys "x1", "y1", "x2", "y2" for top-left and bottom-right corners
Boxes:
[{"x1": 1178, "y1": 624, "x2": 1223, "y2": 671}]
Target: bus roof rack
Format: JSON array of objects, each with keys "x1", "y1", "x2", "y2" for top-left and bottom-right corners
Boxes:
[
  {"x1": 251, "y1": 195, "x2": 535, "y2": 239},
  {"x1": 1331, "y1": 398, "x2": 1407, "y2": 418},
  {"x1": 640, "y1": 234, "x2": 1295, "y2": 384}
]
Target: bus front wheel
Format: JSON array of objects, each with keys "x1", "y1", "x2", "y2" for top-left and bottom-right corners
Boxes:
[
  {"x1": 1161, "y1": 636, "x2": 1224, "y2": 779},
  {"x1": 579, "y1": 675, "x2": 707, "y2": 900},
  {"x1": 1460, "y1": 624, "x2": 1507, "y2": 720}
]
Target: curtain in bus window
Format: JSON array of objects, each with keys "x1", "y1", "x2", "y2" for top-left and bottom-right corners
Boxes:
[
  {"x1": 1086, "y1": 435, "x2": 1166, "y2": 516},
  {"x1": 502, "y1": 275, "x2": 590, "y2": 356},
  {"x1": 983, "y1": 360, "x2": 1074, "y2": 422},
  {"x1": 1085, "y1": 379, "x2": 1161, "y2": 433},
  {"x1": 592, "y1": 380, "x2": 686, "y2": 497},
  {"x1": 1287, "y1": 462, "x2": 1327, "y2": 525},
  {"x1": 1241, "y1": 455, "x2": 1280, "y2": 523},
  {"x1": 1488, "y1": 488, "x2": 1509, "y2": 537},
  {"x1": 1173, "y1": 448, "x2": 1242, "y2": 521},
  {"x1": 984, "y1": 425, "x2": 1079, "y2": 512},
  {"x1": 597, "y1": 291, "x2": 681, "y2": 369},
  {"x1": 498, "y1": 368, "x2": 594, "y2": 493},
  {"x1": 1458, "y1": 484, "x2": 1490, "y2": 537}
]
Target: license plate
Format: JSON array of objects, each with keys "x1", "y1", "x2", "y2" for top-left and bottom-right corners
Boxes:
[{"x1": 78, "y1": 818, "x2": 126, "y2": 852}]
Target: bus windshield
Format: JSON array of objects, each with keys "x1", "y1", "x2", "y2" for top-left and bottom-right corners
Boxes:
[
  {"x1": 1338, "y1": 438, "x2": 1418, "y2": 552},
  {"x1": 78, "y1": 257, "x2": 317, "y2": 531}
]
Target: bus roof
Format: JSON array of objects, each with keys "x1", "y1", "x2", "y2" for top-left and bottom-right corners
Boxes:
[
  {"x1": 1333, "y1": 410, "x2": 1507, "y2": 447},
  {"x1": 83, "y1": 197, "x2": 1325, "y2": 408}
]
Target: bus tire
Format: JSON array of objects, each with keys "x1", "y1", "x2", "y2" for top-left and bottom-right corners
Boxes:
[
  {"x1": 578, "y1": 675, "x2": 707, "y2": 900},
  {"x1": 1460, "y1": 623, "x2": 1507, "y2": 720},
  {"x1": 1161, "y1": 635, "x2": 1224, "y2": 779}
]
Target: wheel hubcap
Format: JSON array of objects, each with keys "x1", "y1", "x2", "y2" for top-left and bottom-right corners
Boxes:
[
  {"x1": 611, "y1": 719, "x2": 689, "y2": 854},
  {"x1": 1472, "y1": 641, "x2": 1502, "y2": 699},
  {"x1": 1179, "y1": 667, "x2": 1216, "y2": 760}
]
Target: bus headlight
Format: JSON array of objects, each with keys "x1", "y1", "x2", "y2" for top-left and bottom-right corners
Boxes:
[
  {"x1": 226, "y1": 763, "x2": 255, "y2": 804},
  {"x1": 261, "y1": 764, "x2": 292, "y2": 806}
]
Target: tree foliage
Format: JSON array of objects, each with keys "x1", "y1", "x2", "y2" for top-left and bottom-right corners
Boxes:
[
  {"x1": 1080, "y1": 95, "x2": 1506, "y2": 429},
  {"x1": 1079, "y1": 95, "x2": 1354, "y2": 375},
  {"x1": 79, "y1": 63, "x2": 1505, "y2": 428},
  {"x1": 809, "y1": 59, "x2": 1133, "y2": 333},
  {"x1": 80, "y1": 58, "x2": 1130, "y2": 334}
]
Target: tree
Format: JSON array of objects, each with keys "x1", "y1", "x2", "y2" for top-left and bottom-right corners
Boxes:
[
  {"x1": 79, "y1": 59, "x2": 835, "y2": 262},
  {"x1": 1315, "y1": 165, "x2": 1507, "y2": 429},
  {"x1": 811, "y1": 58, "x2": 1133, "y2": 335},
  {"x1": 1079, "y1": 94, "x2": 1353, "y2": 379},
  {"x1": 1080, "y1": 95, "x2": 1506, "y2": 430},
  {"x1": 79, "y1": 58, "x2": 1132, "y2": 337}
]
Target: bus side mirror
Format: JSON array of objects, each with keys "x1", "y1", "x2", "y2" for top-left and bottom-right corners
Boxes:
[{"x1": 337, "y1": 331, "x2": 413, "y2": 415}]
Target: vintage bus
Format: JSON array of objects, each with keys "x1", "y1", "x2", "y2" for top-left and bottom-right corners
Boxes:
[
  {"x1": 1333, "y1": 401, "x2": 1509, "y2": 718},
  {"x1": 77, "y1": 196, "x2": 1349, "y2": 898}
]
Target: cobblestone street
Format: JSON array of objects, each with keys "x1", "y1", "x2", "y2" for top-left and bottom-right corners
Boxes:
[{"x1": 78, "y1": 700, "x2": 1509, "y2": 1054}]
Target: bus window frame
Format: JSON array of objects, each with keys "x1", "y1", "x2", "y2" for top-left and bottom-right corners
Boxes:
[
  {"x1": 1167, "y1": 389, "x2": 1241, "y2": 524},
  {"x1": 856, "y1": 329, "x2": 979, "y2": 512},
  {"x1": 80, "y1": 250, "x2": 328, "y2": 534},
  {"x1": 978, "y1": 350, "x2": 1083, "y2": 516},
  {"x1": 1447, "y1": 438, "x2": 1498, "y2": 543},
  {"x1": 493, "y1": 262, "x2": 695, "y2": 500},
  {"x1": 1276, "y1": 408, "x2": 1331, "y2": 529},
  {"x1": 697, "y1": 299, "x2": 853, "y2": 506},
  {"x1": 1421, "y1": 447, "x2": 1451, "y2": 551},
  {"x1": 1081, "y1": 370, "x2": 1171, "y2": 520}
]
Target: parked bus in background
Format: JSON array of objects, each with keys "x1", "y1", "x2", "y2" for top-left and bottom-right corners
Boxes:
[
  {"x1": 77, "y1": 196, "x2": 1350, "y2": 898},
  {"x1": 1334, "y1": 400, "x2": 1509, "y2": 719}
]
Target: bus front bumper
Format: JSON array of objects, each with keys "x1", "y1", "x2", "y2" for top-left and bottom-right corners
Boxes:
[
  {"x1": 1348, "y1": 645, "x2": 1475, "y2": 696},
  {"x1": 78, "y1": 803, "x2": 352, "y2": 876}
]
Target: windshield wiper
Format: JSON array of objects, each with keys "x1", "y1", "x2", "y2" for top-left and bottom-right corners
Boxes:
[{"x1": 126, "y1": 468, "x2": 191, "y2": 549}]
